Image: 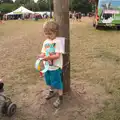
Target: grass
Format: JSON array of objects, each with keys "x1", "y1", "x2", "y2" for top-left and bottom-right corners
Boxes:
[
  {"x1": 0, "y1": 18, "x2": 120, "y2": 120},
  {"x1": 70, "y1": 18, "x2": 120, "y2": 120}
]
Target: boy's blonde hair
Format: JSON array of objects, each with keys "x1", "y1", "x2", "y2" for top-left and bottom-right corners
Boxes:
[{"x1": 43, "y1": 21, "x2": 59, "y2": 35}]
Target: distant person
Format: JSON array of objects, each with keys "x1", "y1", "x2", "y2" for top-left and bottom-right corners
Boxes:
[
  {"x1": 43, "y1": 13, "x2": 48, "y2": 19},
  {"x1": 39, "y1": 14, "x2": 42, "y2": 19},
  {"x1": 73, "y1": 11, "x2": 76, "y2": 21},
  {"x1": 69, "y1": 12, "x2": 72, "y2": 19},
  {"x1": 76, "y1": 12, "x2": 79, "y2": 21},
  {"x1": 78, "y1": 12, "x2": 82, "y2": 22},
  {"x1": 37, "y1": 21, "x2": 64, "y2": 108}
]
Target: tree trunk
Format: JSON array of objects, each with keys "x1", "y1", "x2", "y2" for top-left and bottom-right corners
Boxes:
[{"x1": 53, "y1": 0, "x2": 70, "y2": 93}]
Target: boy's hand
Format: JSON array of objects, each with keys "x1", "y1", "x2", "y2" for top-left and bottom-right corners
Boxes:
[
  {"x1": 48, "y1": 60, "x2": 52, "y2": 65},
  {"x1": 43, "y1": 53, "x2": 60, "y2": 61},
  {"x1": 43, "y1": 56, "x2": 50, "y2": 61},
  {"x1": 37, "y1": 55, "x2": 41, "y2": 59},
  {"x1": 37, "y1": 54, "x2": 45, "y2": 59}
]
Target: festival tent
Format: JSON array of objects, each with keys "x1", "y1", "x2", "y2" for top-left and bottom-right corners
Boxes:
[
  {"x1": 35, "y1": 12, "x2": 50, "y2": 17},
  {"x1": 34, "y1": 11, "x2": 54, "y2": 18},
  {"x1": 6, "y1": 6, "x2": 34, "y2": 15}
]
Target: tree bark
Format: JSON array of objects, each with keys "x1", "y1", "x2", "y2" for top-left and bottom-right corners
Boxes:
[{"x1": 53, "y1": 0, "x2": 70, "y2": 93}]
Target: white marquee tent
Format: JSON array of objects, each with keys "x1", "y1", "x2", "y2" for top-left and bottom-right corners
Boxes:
[
  {"x1": 6, "y1": 6, "x2": 34, "y2": 15},
  {"x1": 35, "y1": 12, "x2": 51, "y2": 16},
  {"x1": 34, "y1": 11, "x2": 54, "y2": 18}
]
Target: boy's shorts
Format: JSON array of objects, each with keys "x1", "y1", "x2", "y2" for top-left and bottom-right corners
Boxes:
[{"x1": 44, "y1": 68, "x2": 63, "y2": 90}]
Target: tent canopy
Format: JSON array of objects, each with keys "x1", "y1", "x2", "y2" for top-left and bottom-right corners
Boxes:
[
  {"x1": 6, "y1": 6, "x2": 34, "y2": 15},
  {"x1": 34, "y1": 11, "x2": 54, "y2": 17}
]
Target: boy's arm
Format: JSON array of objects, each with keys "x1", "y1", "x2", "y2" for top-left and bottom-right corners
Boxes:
[
  {"x1": 37, "y1": 53, "x2": 45, "y2": 59},
  {"x1": 43, "y1": 53, "x2": 60, "y2": 61}
]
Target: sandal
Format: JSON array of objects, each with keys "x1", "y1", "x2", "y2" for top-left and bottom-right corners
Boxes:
[
  {"x1": 53, "y1": 98, "x2": 63, "y2": 108},
  {"x1": 45, "y1": 91, "x2": 56, "y2": 100}
]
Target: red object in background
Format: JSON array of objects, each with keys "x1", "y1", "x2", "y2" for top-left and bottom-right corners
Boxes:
[
  {"x1": 95, "y1": 8, "x2": 99, "y2": 21},
  {"x1": 0, "y1": 20, "x2": 4, "y2": 24},
  {"x1": 96, "y1": 15, "x2": 99, "y2": 21}
]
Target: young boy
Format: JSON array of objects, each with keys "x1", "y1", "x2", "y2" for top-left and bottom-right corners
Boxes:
[{"x1": 38, "y1": 21, "x2": 63, "y2": 108}]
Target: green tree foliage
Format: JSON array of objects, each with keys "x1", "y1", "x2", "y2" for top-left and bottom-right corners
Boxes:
[
  {"x1": 15, "y1": 0, "x2": 31, "y2": 5},
  {"x1": 70, "y1": 0, "x2": 92, "y2": 14},
  {"x1": 0, "y1": 0, "x2": 92, "y2": 14},
  {"x1": 14, "y1": 0, "x2": 49, "y2": 11},
  {"x1": 0, "y1": 3, "x2": 17, "y2": 13},
  {"x1": 25, "y1": 1, "x2": 37, "y2": 11},
  {"x1": 36, "y1": 0, "x2": 53, "y2": 11},
  {"x1": 1, "y1": 0, "x2": 13, "y2": 3},
  {"x1": 37, "y1": 0, "x2": 48, "y2": 11}
]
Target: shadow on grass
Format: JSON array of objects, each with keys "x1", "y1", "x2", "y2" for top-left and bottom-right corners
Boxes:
[{"x1": 96, "y1": 26, "x2": 120, "y2": 31}]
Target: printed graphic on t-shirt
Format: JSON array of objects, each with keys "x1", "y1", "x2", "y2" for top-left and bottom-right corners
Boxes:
[{"x1": 44, "y1": 43, "x2": 56, "y2": 66}]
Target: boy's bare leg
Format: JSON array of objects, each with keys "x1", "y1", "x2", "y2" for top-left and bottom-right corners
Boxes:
[
  {"x1": 45, "y1": 86, "x2": 56, "y2": 100},
  {"x1": 53, "y1": 89, "x2": 63, "y2": 108},
  {"x1": 58, "y1": 90, "x2": 63, "y2": 96}
]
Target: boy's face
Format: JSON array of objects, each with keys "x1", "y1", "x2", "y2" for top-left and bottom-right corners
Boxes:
[{"x1": 44, "y1": 31, "x2": 56, "y2": 40}]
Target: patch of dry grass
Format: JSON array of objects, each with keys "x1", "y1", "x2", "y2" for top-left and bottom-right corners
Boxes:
[
  {"x1": 0, "y1": 18, "x2": 120, "y2": 120},
  {"x1": 70, "y1": 18, "x2": 120, "y2": 120}
]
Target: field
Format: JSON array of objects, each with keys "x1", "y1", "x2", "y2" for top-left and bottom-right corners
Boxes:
[{"x1": 0, "y1": 17, "x2": 120, "y2": 120}]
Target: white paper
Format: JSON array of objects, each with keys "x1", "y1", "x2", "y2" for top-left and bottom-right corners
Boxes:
[{"x1": 56, "y1": 37, "x2": 65, "y2": 54}]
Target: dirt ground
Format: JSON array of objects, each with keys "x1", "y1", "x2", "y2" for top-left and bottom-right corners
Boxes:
[{"x1": 0, "y1": 17, "x2": 120, "y2": 120}]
